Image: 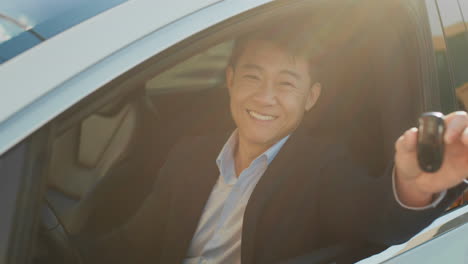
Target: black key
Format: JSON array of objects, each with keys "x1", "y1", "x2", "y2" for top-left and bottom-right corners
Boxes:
[{"x1": 417, "y1": 112, "x2": 445, "y2": 173}]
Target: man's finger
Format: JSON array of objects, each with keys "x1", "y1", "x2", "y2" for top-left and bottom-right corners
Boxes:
[
  {"x1": 396, "y1": 128, "x2": 418, "y2": 153},
  {"x1": 462, "y1": 127, "x2": 468, "y2": 146},
  {"x1": 444, "y1": 111, "x2": 468, "y2": 143}
]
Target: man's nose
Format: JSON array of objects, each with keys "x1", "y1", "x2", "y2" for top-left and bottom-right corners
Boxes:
[{"x1": 252, "y1": 80, "x2": 276, "y2": 105}]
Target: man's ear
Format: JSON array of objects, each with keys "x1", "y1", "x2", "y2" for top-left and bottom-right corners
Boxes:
[
  {"x1": 226, "y1": 66, "x2": 234, "y2": 94},
  {"x1": 305, "y1": 82, "x2": 322, "y2": 111}
]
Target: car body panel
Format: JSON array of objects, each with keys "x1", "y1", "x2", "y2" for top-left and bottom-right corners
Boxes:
[
  {"x1": 384, "y1": 223, "x2": 468, "y2": 263},
  {"x1": 356, "y1": 205, "x2": 468, "y2": 263}
]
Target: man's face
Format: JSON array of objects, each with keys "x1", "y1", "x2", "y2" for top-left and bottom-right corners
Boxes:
[{"x1": 226, "y1": 39, "x2": 321, "y2": 151}]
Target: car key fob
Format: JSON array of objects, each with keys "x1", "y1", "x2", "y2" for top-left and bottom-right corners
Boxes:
[{"x1": 417, "y1": 112, "x2": 445, "y2": 173}]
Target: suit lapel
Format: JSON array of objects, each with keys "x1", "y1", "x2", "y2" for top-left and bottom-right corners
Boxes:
[
  {"x1": 241, "y1": 126, "x2": 328, "y2": 264},
  {"x1": 159, "y1": 133, "x2": 230, "y2": 263}
]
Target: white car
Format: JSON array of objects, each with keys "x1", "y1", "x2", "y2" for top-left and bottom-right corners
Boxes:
[{"x1": 1, "y1": 0, "x2": 467, "y2": 263}]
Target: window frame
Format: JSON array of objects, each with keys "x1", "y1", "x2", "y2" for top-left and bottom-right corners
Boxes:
[{"x1": 0, "y1": 127, "x2": 50, "y2": 264}]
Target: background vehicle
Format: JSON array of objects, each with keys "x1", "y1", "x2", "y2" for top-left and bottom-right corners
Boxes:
[{"x1": 1, "y1": 0, "x2": 467, "y2": 263}]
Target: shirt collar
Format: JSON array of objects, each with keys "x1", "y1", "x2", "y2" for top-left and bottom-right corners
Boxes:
[
  {"x1": 264, "y1": 134, "x2": 290, "y2": 164},
  {"x1": 216, "y1": 129, "x2": 290, "y2": 180}
]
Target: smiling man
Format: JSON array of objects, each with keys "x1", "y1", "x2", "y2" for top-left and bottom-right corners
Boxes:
[{"x1": 84, "y1": 23, "x2": 468, "y2": 264}]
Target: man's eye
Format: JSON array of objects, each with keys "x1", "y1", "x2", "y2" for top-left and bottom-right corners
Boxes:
[
  {"x1": 244, "y1": 74, "x2": 260, "y2": 80},
  {"x1": 279, "y1": 81, "x2": 295, "y2": 88}
]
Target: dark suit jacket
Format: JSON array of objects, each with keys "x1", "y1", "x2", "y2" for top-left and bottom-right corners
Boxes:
[{"x1": 83, "y1": 125, "x2": 463, "y2": 264}]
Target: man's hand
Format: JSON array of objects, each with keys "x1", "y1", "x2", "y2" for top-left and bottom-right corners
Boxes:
[{"x1": 394, "y1": 111, "x2": 468, "y2": 207}]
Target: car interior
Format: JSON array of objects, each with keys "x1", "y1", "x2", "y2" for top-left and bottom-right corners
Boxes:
[{"x1": 32, "y1": 1, "x2": 467, "y2": 263}]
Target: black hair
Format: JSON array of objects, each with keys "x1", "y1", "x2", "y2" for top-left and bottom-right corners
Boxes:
[{"x1": 228, "y1": 19, "x2": 323, "y2": 82}]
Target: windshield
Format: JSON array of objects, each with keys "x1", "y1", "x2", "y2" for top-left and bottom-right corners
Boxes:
[{"x1": 0, "y1": 0, "x2": 127, "y2": 64}]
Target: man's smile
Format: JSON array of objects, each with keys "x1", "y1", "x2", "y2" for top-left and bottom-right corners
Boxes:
[{"x1": 247, "y1": 109, "x2": 278, "y2": 121}]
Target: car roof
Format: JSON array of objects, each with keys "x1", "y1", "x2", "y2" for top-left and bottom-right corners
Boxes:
[{"x1": 0, "y1": 0, "x2": 274, "y2": 155}]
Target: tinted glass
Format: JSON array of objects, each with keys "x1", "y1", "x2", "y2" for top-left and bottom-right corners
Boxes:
[
  {"x1": 454, "y1": 0, "x2": 468, "y2": 111},
  {"x1": 460, "y1": 0, "x2": 468, "y2": 25},
  {"x1": 436, "y1": 0, "x2": 468, "y2": 111},
  {"x1": 0, "y1": 0, "x2": 127, "y2": 64},
  {"x1": 425, "y1": 0, "x2": 456, "y2": 113}
]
